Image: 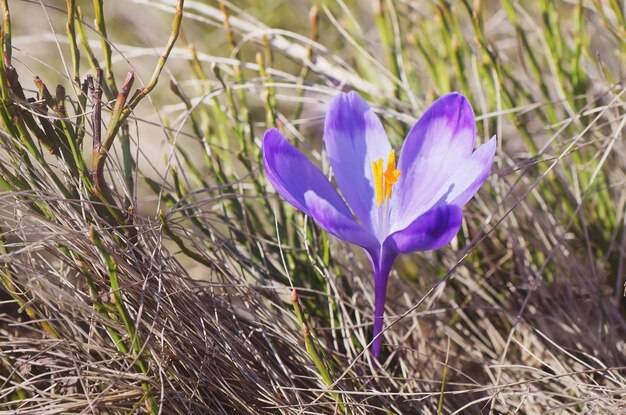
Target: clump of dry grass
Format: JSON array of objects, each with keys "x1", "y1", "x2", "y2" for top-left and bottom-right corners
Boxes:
[
  {"x1": 0, "y1": 189, "x2": 356, "y2": 413},
  {"x1": 1, "y1": 0, "x2": 625, "y2": 413}
]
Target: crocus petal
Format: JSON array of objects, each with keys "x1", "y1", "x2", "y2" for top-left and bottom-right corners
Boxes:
[
  {"x1": 391, "y1": 93, "x2": 476, "y2": 232},
  {"x1": 263, "y1": 128, "x2": 376, "y2": 248},
  {"x1": 324, "y1": 91, "x2": 391, "y2": 233},
  {"x1": 440, "y1": 136, "x2": 497, "y2": 207},
  {"x1": 384, "y1": 205, "x2": 463, "y2": 254},
  {"x1": 304, "y1": 191, "x2": 377, "y2": 248}
]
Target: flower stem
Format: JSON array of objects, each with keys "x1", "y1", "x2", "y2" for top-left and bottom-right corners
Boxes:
[{"x1": 372, "y1": 259, "x2": 391, "y2": 360}]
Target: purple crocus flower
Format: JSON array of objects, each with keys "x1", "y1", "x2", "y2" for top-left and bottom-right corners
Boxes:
[{"x1": 263, "y1": 92, "x2": 496, "y2": 359}]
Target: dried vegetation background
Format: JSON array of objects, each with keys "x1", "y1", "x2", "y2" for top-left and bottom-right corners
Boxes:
[{"x1": 1, "y1": 0, "x2": 625, "y2": 413}]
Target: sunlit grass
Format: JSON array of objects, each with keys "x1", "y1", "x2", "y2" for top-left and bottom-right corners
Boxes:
[{"x1": 0, "y1": 0, "x2": 624, "y2": 413}]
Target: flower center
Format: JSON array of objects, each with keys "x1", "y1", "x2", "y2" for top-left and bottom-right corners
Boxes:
[
  {"x1": 371, "y1": 150, "x2": 401, "y2": 208},
  {"x1": 371, "y1": 150, "x2": 401, "y2": 240}
]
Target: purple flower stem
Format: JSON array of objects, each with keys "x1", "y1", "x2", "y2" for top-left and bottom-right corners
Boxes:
[
  {"x1": 369, "y1": 249, "x2": 396, "y2": 361},
  {"x1": 372, "y1": 266, "x2": 390, "y2": 360}
]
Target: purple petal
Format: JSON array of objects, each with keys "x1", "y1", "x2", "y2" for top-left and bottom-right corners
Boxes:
[
  {"x1": 263, "y1": 128, "x2": 377, "y2": 248},
  {"x1": 391, "y1": 93, "x2": 476, "y2": 232},
  {"x1": 385, "y1": 205, "x2": 463, "y2": 254},
  {"x1": 304, "y1": 191, "x2": 377, "y2": 248},
  {"x1": 324, "y1": 91, "x2": 391, "y2": 234},
  {"x1": 442, "y1": 136, "x2": 496, "y2": 206}
]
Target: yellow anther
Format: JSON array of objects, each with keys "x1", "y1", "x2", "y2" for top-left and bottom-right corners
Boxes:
[
  {"x1": 385, "y1": 149, "x2": 396, "y2": 173},
  {"x1": 372, "y1": 158, "x2": 384, "y2": 207},
  {"x1": 371, "y1": 150, "x2": 401, "y2": 207}
]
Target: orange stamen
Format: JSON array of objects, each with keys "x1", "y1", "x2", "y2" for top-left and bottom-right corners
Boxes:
[{"x1": 372, "y1": 150, "x2": 401, "y2": 207}]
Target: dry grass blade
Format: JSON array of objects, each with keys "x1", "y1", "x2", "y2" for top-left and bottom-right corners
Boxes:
[{"x1": 1, "y1": 0, "x2": 625, "y2": 414}]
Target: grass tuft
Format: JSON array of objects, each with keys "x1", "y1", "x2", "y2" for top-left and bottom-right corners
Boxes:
[{"x1": 0, "y1": 0, "x2": 624, "y2": 413}]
